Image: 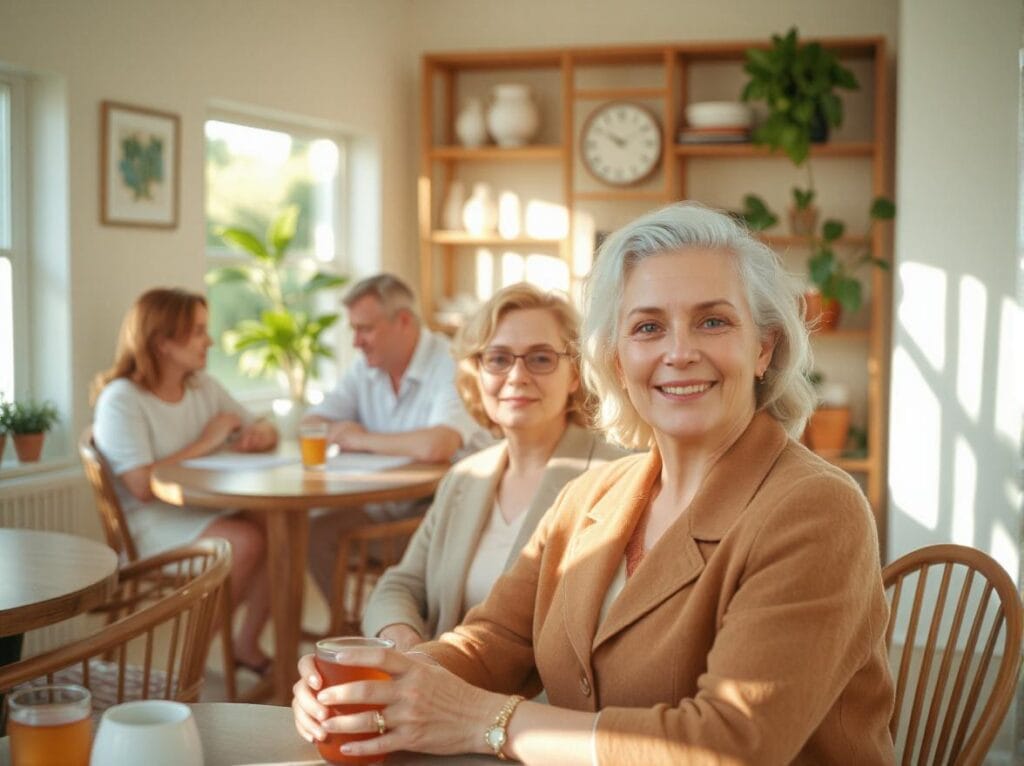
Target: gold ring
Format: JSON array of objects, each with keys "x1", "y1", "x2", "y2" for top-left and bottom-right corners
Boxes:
[{"x1": 374, "y1": 709, "x2": 387, "y2": 735}]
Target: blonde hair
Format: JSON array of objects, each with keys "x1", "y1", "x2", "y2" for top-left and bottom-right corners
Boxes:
[
  {"x1": 91, "y1": 288, "x2": 207, "y2": 404},
  {"x1": 452, "y1": 283, "x2": 590, "y2": 434},
  {"x1": 581, "y1": 202, "x2": 815, "y2": 449}
]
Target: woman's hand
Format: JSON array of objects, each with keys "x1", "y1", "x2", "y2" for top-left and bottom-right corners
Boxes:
[
  {"x1": 200, "y1": 412, "x2": 243, "y2": 452},
  {"x1": 233, "y1": 420, "x2": 278, "y2": 453},
  {"x1": 379, "y1": 624, "x2": 425, "y2": 653},
  {"x1": 291, "y1": 648, "x2": 503, "y2": 759}
]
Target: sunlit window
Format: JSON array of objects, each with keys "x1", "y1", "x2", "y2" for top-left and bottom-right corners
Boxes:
[
  {"x1": 204, "y1": 117, "x2": 345, "y2": 398},
  {"x1": 0, "y1": 81, "x2": 15, "y2": 402}
]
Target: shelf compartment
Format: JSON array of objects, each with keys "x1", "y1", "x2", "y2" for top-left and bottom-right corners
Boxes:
[
  {"x1": 429, "y1": 231, "x2": 562, "y2": 246},
  {"x1": 430, "y1": 145, "x2": 564, "y2": 161},
  {"x1": 574, "y1": 87, "x2": 669, "y2": 101},
  {"x1": 760, "y1": 234, "x2": 870, "y2": 248},
  {"x1": 574, "y1": 189, "x2": 673, "y2": 202},
  {"x1": 674, "y1": 141, "x2": 874, "y2": 158}
]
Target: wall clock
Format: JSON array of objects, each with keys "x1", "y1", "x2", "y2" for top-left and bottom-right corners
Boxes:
[{"x1": 580, "y1": 102, "x2": 662, "y2": 187}]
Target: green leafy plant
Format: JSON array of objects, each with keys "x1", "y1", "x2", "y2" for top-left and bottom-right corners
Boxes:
[
  {"x1": 205, "y1": 205, "x2": 347, "y2": 402},
  {"x1": 741, "y1": 27, "x2": 859, "y2": 165},
  {"x1": 0, "y1": 399, "x2": 59, "y2": 434},
  {"x1": 740, "y1": 194, "x2": 779, "y2": 232},
  {"x1": 792, "y1": 187, "x2": 815, "y2": 211}
]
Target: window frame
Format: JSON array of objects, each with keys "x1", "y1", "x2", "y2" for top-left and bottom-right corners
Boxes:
[{"x1": 203, "y1": 109, "x2": 349, "y2": 406}]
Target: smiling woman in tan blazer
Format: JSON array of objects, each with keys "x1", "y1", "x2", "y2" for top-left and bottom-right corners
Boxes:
[
  {"x1": 293, "y1": 204, "x2": 896, "y2": 765},
  {"x1": 360, "y1": 283, "x2": 624, "y2": 652}
]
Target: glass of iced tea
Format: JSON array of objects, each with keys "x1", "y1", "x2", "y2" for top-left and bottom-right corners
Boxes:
[
  {"x1": 300, "y1": 422, "x2": 329, "y2": 470},
  {"x1": 314, "y1": 636, "x2": 395, "y2": 766},
  {"x1": 7, "y1": 684, "x2": 92, "y2": 766}
]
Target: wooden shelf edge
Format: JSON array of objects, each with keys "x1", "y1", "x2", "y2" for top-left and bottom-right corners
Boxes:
[
  {"x1": 674, "y1": 141, "x2": 875, "y2": 158},
  {"x1": 574, "y1": 190, "x2": 673, "y2": 202},
  {"x1": 429, "y1": 232, "x2": 563, "y2": 246},
  {"x1": 760, "y1": 233, "x2": 869, "y2": 248},
  {"x1": 824, "y1": 455, "x2": 873, "y2": 472},
  {"x1": 574, "y1": 87, "x2": 669, "y2": 101},
  {"x1": 431, "y1": 145, "x2": 564, "y2": 161},
  {"x1": 809, "y1": 328, "x2": 871, "y2": 341}
]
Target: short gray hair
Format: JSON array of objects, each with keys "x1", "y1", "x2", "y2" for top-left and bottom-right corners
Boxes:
[
  {"x1": 581, "y1": 202, "x2": 815, "y2": 448},
  {"x1": 343, "y1": 274, "x2": 418, "y2": 321}
]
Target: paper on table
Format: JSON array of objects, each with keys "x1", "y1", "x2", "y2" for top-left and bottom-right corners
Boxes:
[
  {"x1": 325, "y1": 452, "x2": 413, "y2": 475},
  {"x1": 181, "y1": 453, "x2": 298, "y2": 470}
]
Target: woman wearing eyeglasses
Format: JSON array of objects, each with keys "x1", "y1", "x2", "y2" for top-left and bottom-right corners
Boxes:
[{"x1": 360, "y1": 283, "x2": 626, "y2": 651}]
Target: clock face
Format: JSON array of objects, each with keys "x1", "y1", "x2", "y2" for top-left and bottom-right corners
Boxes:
[{"x1": 580, "y1": 102, "x2": 662, "y2": 187}]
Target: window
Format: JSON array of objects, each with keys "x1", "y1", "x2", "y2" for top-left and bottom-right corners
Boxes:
[
  {"x1": 204, "y1": 116, "x2": 345, "y2": 400},
  {"x1": 0, "y1": 76, "x2": 26, "y2": 404}
]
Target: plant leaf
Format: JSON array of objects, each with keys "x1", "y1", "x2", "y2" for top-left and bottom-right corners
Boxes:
[
  {"x1": 302, "y1": 272, "x2": 348, "y2": 294},
  {"x1": 218, "y1": 227, "x2": 270, "y2": 261},
  {"x1": 822, "y1": 219, "x2": 845, "y2": 242},
  {"x1": 870, "y1": 196, "x2": 896, "y2": 220},
  {"x1": 205, "y1": 266, "x2": 253, "y2": 286},
  {"x1": 268, "y1": 205, "x2": 300, "y2": 262},
  {"x1": 834, "y1": 278, "x2": 863, "y2": 312}
]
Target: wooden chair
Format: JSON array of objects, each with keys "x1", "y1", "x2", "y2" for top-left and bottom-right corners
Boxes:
[
  {"x1": 78, "y1": 427, "x2": 238, "y2": 700},
  {"x1": 325, "y1": 516, "x2": 424, "y2": 637},
  {"x1": 883, "y1": 544, "x2": 1023, "y2": 765},
  {"x1": 0, "y1": 539, "x2": 231, "y2": 711}
]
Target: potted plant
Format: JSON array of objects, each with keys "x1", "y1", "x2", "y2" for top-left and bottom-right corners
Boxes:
[
  {"x1": 205, "y1": 205, "x2": 347, "y2": 407},
  {"x1": 0, "y1": 396, "x2": 9, "y2": 464},
  {"x1": 803, "y1": 372, "x2": 851, "y2": 457},
  {"x1": 0, "y1": 399, "x2": 59, "y2": 462},
  {"x1": 741, "y1": 27, "x2": 859, "y2": 165},
  {"x1": 789, "y1": 187, "x2": 818, "y2": 237}
]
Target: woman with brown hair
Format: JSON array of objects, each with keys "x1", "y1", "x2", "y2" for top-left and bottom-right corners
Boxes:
[
  {"x1": 92, "y1": 287, "x2": 277, "y2": 673},
  {"x1": 360, "y1": 282, "x2": 624, "y2": 650}
]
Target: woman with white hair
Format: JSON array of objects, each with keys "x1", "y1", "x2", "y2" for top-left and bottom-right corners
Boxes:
[{"x1": 291, "y1": 203, "x2": 896, "y2": 765}]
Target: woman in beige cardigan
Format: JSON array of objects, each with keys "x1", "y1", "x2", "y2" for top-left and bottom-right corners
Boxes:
[
  {"x1": 293, "y1": 204, "x2": 896, "y2": 765},
  {"x1": 363, "y1": 282, "x2": 624, "y2": 651}
]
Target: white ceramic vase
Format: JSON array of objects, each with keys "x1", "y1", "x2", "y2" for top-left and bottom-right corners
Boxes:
[
  {"x1": 462, "y1": 182, "x2": 497, "y2": 235},
  {"x1": 486, "y1": 84, "x2": 539, "y2": 147},
  {"x1": 442, "y1": 180, "x2": 467, "y2": 230},
  {"x1": 455, "y1": 97, "x2": 488, "y2": 148},
  {"x1": 497, "y1": 190, "x2": 522, "y2": 239}
]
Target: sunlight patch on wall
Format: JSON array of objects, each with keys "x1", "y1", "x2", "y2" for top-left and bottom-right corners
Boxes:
[
  {"x1": 990, "y1": 521, "x2": 1019, "y2": 585},
  {"x1": 951, "y1": 435, "x2": 976, "y2": 544},
  {"x1": 993, "y1": 295, "x2": 1023, "y2": 444},
  {"x1": 890, "y1": 346, "x2": 941, "y2": 530},
  {"x1": 525, "y1": 254, "x2": 569, "y2": 292},
  {"x1": 474, "y1": 248, "x2": 494, "y2": 300},
  {"x1": 524, "y1": 200, "x2": 568, "y2": 240},
  {"x1": 572, "y1": 211, "x2": 596, "y2": 280},
  {"x1": 501, "y1": 251, "x2": 525, "y2": 285},
  {"x1": 955, "y1": 275, "x2": 986, "y2": 422},
  {"x1": 897, "y1": 263, "x2": 947, "y2": 371}
]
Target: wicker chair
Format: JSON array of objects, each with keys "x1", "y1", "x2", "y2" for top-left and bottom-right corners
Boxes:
[
  {"x1": 883, "y1": 543, "x2": 1023, "y2": 765},
  {"x1": 78, "y1": 427, "x2": 239, "y2": 700},
  {"x1": 0, "y1": 539, "x2": 231, "y2": 712},
  {"x1": 325, "y1": 516, "x2": 424, "y2": 637}
]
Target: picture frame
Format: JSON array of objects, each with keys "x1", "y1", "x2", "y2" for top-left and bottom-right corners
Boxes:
[{"x1": 100, "y1": 101, "x2": 180, "y2": 228}]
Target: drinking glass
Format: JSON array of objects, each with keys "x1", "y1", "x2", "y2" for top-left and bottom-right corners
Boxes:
[
  {"x1": 7, "y1": 684, "x2": 92, "y2": 766},
  {"x1": 90, "y1": 700, "x2": 202, "y2": 766},
  {"x1": 300, "y1": 422, "x2": 329, "y2": 470},
  {"x1": 314, "y1": 636, "x2": 395, "y2": 766}
]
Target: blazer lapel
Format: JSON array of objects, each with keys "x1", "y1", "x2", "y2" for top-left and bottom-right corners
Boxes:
[
  {"x1": 561, "y1": 450, "x2": 661, "y2": 672},
  {"x1": 504, "y1": 424, "x2": 597, "y2": 569},
  {"x1": 593, "y1": 412, "x2": 789, "y2": 651}
]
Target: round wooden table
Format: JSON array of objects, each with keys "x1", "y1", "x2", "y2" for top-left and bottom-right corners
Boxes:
[
  {"x1": 0, "y1": 703, "x2": 501, "y2": 765},
  {"x1": 151, "y1": 457, "x2": 448, "y2": 704},
  {"x1": 0, "y1": 529, "x2": 118, "y2": 664}
]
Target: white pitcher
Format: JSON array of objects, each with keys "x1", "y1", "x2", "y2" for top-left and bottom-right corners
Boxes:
[{"x1": 486, "y1": 84, "x2": 539, "y2": 147}]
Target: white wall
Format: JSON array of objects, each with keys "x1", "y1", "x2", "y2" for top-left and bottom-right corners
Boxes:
[
  {"x1": 889, "y1": 0, "x2": 1022, "y2": 583},
  {"x1": 0, "y1": 0, "x2": 416, "y2": 447}
]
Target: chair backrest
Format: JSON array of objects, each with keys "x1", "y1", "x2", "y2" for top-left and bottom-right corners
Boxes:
[
  {"x1": 328, "y1": 516, "x2": 423, "y2": 636},
  {"x1": 882, "y1": 543, "x2": 1023, "y2": 765},
  {"x1": 0, "y1": 538, "x2": 231, "y2": 709},
  {"x1": 79, "y1": 426, "x2": 139, "y2": 563}
]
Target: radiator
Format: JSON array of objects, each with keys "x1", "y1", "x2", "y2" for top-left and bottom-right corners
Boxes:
[{"x1": 0, "y1": 465, "x2": 104, "y2": 654}]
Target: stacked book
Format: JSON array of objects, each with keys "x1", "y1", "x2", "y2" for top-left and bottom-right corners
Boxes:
[{"x1": 677, "y1": 126, "x2": 751, "y2": 144}]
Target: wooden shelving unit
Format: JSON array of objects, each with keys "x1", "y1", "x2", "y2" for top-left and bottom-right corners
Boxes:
[{"x1": 419, "y1": 38, "x2": 891, "y2": 538}]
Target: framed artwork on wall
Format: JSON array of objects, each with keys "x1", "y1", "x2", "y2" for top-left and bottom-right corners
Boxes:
[{"x1": 100, "y1": 101, "x2": 180, "y2": 228}]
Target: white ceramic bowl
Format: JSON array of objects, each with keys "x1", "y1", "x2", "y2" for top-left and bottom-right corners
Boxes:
[{"x1": 685, "y1": 101, "x2": 752, "y2": 129}]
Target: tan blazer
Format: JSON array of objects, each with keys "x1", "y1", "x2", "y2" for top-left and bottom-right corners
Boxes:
[
  {"x1": 361, "y1": 423, "x2": 626, "y2": 640},
  {"x1": 424, "y1": 413, "x2": 895, "y2": 765}
]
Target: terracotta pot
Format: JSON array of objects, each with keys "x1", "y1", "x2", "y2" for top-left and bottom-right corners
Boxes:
[
  {"x1": 789, "y1": 205, "x2": 819, "y2": 237},
  {"x1": 0, "y1": 433, "x2": 6, "y2": 464},
  {"x1": 12, "y1": 432, "x2": 45, "y2": 462},
  {"x1": 804, "y1": 291, "x2": 841, "y2": 332},
  {"x1": 805, "y1": 407, "x2": 851, "y2": 456}
]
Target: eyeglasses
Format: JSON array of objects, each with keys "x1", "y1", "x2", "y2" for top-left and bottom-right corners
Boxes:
[{"x1": 478, "y1": 348, "x2": 571, "y2": 375}]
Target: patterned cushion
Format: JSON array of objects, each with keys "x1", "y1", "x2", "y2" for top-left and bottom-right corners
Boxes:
[{"x1": 18, "y1": 660, "x2": 177, "y2": 712}]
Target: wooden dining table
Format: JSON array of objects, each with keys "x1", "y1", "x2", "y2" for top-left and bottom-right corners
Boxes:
[
  {"x1": 151, "y1": 453, "x2": 448, "y2": 704},
  {"x1": 0, "y1": 528, "x2": 119, "y2": 666},
  {"x1": 0, "y1": 702, "x2": 503, "y2": 765}
]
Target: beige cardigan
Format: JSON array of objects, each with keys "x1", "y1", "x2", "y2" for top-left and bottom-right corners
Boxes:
[
  {"x1": 361, "y1": 423, "x2": 626, "y2": 640},
  {"x1": 423, "y1": 412, "x2": 895, "y2": 765}
]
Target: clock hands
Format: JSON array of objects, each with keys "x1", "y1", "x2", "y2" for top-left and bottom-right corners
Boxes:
[{"x1": 595, "y1": 127, "x2": 627, "y2": 148}]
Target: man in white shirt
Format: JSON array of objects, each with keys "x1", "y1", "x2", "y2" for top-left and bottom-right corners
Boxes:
[{"x1": 303, "y1": 274, "x2": 489, "y2": 597}]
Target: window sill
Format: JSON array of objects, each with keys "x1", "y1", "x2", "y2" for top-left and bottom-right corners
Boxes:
[{"x1": 0, "y1": 456, "x2": 79, "y2": 483}]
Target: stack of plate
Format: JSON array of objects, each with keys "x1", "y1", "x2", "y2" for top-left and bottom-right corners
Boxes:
[{"x1": 678, "y1": 102, "x2": 752, "y2": 144}]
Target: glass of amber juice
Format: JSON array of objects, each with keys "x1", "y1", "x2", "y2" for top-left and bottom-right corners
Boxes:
[
  {"x1": 300, "y1": 422, "x2": 329, "y2": 470},
  {"x1": 314, "y1": 636, "x2": 394, "y2": 766},
  {"x1": 8, "y1": 684, "x2": 92, "y2": 766}
]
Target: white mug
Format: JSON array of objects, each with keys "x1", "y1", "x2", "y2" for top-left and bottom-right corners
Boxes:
[{"x1": 90, "y1": 700, "x2": 203, "y2": 766}]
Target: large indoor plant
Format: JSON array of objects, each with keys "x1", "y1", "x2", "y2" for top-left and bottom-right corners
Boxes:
[
  {"x1": 205, "y1": 205, "x2": 347, "y2": 404},
  {"x1": 0, "y1": 398, "x2": 59, "y2": 462}
]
